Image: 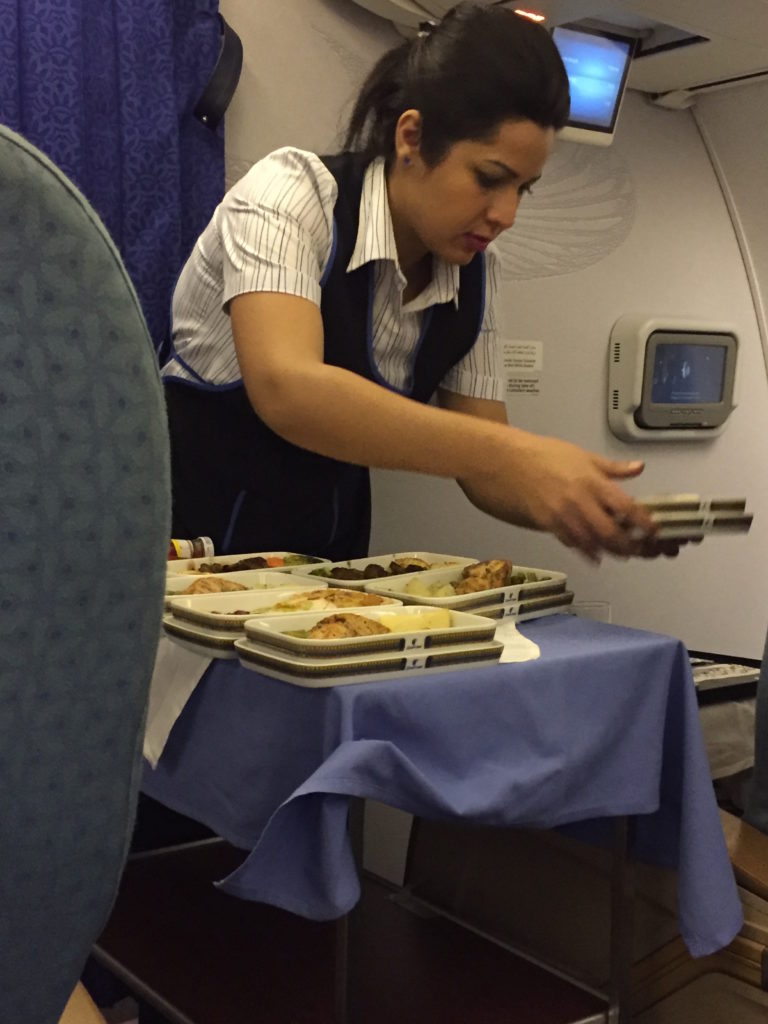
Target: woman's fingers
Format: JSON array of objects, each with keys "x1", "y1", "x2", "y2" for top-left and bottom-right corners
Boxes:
[
  {"x1": 472, "y1": 430, "x2": 693, "y2": 562},
  {"x1": 594, "y1": 455, "x2": 646, "y2": 480}
]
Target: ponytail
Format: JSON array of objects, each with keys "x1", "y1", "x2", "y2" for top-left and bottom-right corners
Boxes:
[
  {"x1": 342, "y1": 2, "x2": 569, "y2": 166},
  {"x1": 343, "y1": 41, "x2": 411, "y2": 162}
]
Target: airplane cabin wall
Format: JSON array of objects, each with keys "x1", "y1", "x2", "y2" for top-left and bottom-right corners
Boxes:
[
  {"x1": 694, "y1": 82, "x2": 768, "y2": 382},
  {"x1": 218, "y1": 0, "x2": 768, "y2": 657},
  {"x1": 371, "y1": 87, "x2": 768, "y2": 658},
  {"x1": 219, "y1": 0, "x2": 398, "y2": 187}
]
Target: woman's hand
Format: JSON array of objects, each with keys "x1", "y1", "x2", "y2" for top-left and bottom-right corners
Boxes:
[
  {"x1": 439, "y1": 391, "x2": 662, "y2": 563},
  {"x1": 460, "y1": 430, "x2": 658, "y2": 562}
]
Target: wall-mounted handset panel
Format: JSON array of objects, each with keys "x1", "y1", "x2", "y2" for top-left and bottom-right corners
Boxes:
[{"x1": 608, "y1": 314, "x2": 738, "y2": 442}]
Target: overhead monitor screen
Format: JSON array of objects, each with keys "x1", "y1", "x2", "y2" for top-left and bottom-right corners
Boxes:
[
  {"x1": 553, "y1": 26, "x2": 634, "y2": 131},
  {"x1": 651, "y1": 342, "x2": 727, "y2": 405}
]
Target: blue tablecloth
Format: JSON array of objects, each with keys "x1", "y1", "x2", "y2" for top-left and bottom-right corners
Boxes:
[{"x1": 143, "y1": 615, "x2": 743, "y2": 957}]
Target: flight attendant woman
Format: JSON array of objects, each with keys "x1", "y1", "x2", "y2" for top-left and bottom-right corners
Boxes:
[{"x1": 162, "y1": 2, "x2": 661, "y2": 563}]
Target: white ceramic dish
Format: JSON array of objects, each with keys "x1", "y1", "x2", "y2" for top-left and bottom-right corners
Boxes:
[
  {"x1": 364, "y1": 564, "x2": 568, "y2": 613},
  {"x1": 166, "y1": 551, "x2": 329, "y2": 576},
  {"x1": 168, "y1": 588, "x2": 402, "y2": 632},
  {"x1": 234, "y1": 637, "x2": 504, "y2": 687},
  {"x1": 288, "y1": 551, "x2": 477, "y2": 590},
  {"x1": 164, "y1": 570, "x2": 321, "y2": 610},
  {"x1": 242, "y1": 605, "x2": 498, "y2": 659}
]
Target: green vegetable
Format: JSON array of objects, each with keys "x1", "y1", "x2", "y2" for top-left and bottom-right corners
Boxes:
[{"x1": 284, "y1": 554, "x2": 323, "y2": 566}]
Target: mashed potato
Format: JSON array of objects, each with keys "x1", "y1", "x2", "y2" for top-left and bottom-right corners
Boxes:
[{"x1": 403, "y1": 578, "x2": 457, "y2": 598}]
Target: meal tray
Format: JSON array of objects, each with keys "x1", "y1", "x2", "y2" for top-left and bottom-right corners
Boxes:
[
  {"x1": 162, "y1": 613, "x2": 239, "y2": 658},
  {"x1": 477, "y1": 591, "x2": 575, "y2": 621},
  {"x1": 242, "y1": 605, "x2": 498, "y2": 658},
  {"x1": 635, "y1": 493, "x2": 753, "y2": 539},
  {"x1": 363, "y1": 564, "x2": 568, "y2": 612},
  {"x1": 639, "y1": 493, "x2": 747, "y2": 513},
  {"x1": 647, "y1": 511, "x2": 753, "y2": 540},
  {"x1": 168, "y1": 588, "x2": 402, "y2": 632},
  {"x1": 234, "y1": 637, "x2": 504, "y2": 687},
  {"x1": 289, "y1": 551, "x2": 477, "y2": 589},
  {"x1": 167, "y1": 551, "x2": 328, "y2": 575},
  {"x1": 164, "y1": 570, "x2": 320, "y2": 609}
]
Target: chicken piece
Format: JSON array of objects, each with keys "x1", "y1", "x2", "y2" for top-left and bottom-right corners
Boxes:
[
  {"x1": 388, "y1": 557, "x2": 431, "y2": 574},
  {"x1": 307, "y1": 613, "x2": 391, "y2": 639},
  {"x1": 271, "y1": 589, "x2": 384, "y2": 613},
  {"x1": 362, "y1": 563, "x2": 390, "y2": 578},
  {"x1": 453, "y1": 559, "x2": 511, "y2": 595},
  {"x1": 272, "y1": 589, "x2": 332, "y2": 610},
  {"x1": 325, "y1": 590, "x2": 386, "y2": 608},
  {"x1": 181, "y1": 577, "x2": 248, "y2": 595},
  {"x1": 194, "y1": 561, "x2": 229, "y2": 574},
  {"x1": 230, "y1": 556, "x2": 268, "y2": 571},
  {"x1": 329, "y1": 566, "x2": 366, "y2": 580}
]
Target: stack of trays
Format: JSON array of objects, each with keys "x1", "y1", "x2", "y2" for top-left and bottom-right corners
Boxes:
[
  {"x1": 288, "y1": 551, "x2": 477, "y2": 589},
  {"x1": 364, "y1": 563, "x2": 574, "y2": 622},
  {"x1": 163, "y1": 586, "x2": 401, "y2": 659},
  {"x1": 638, "y1": 494, "x2": 753, "y2": 540},
  {"x1": 235, "y1": 605, "x2": 504, "y2": 686}
]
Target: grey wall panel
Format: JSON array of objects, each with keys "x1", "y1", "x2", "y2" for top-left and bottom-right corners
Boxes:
[{"x1": 216, "y1": 1, "x2": 768, "y2": 656}]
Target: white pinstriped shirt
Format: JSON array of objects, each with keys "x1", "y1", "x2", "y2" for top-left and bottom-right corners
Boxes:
[{"x1": 162, "y1": 147, "x2": 504, "y2": 400}]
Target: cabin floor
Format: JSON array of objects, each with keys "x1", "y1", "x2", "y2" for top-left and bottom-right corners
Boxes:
[{"x1": 93, "y1": 839, "x2": 606, "y2": 1024}]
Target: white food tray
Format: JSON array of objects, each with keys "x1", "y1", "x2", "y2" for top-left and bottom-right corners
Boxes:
[
  {"x1": 168, "y1": 588, "x2": 402, "y2": 632},
  {"x1": 243, "y1": 605, "x2": 498, "y2": 658},
  {"x1": 635, "y1": 493, "x2": 753, "y2": 540},
  {"x1": 167, "y1": 551, "x2": 329, "y2": 576},
  {"x1": 162, "y1": 613, "x2": 240, "y2": 658},
  {"x1": 477, "y1": 591, "x2": 575, "y2": 621},
  {"x1": 647, "y1": 511, "x2": 752, "y2": 540},
  {"x1": 288, "y1": 551, "x2": 477, "y2": 589},
  {"x1": 364, "y1": 564, "x2": 568, "y2": 613},
  {"x1": 234, "y1": 637, "x2": 504, "y2": 687},
  {"x1": 639, "y1": 493, "x2": 747, "y2": 513},
  {"x1": 164, "y1": 570, "x2": 321, "y2": 609}
]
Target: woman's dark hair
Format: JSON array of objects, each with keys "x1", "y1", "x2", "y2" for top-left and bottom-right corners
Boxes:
[{"x1": 343, "y1": 2, "x2": 570, "y2": 166}]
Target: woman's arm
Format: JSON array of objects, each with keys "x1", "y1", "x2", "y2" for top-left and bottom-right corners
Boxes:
[
  {"x1": 232, "y1": 292, "x2": 501, "y2": 476},
  {"x1": 231, "y1": 292, "x2": 656, "y2": 560}
]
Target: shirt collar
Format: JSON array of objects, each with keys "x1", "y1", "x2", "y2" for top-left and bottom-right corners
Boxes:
[{"x1": 347, "y1": 157, "x2": 460, "y2": 311}]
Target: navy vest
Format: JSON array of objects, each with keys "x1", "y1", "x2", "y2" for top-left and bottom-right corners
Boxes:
[{"x1": 165, "y1": 153, "x2": 486, "y2": 559}]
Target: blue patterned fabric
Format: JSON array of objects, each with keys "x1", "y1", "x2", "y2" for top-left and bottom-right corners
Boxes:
[
  {"x1": 0, "y1": 0, "x2": 224, "y2": 360},
  {"x1": 0, "y1": 125, "x2": 171, "y2": 1024}
]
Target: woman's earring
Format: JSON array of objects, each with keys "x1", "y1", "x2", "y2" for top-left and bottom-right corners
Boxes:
[{"x1": 404, "y1": 156, "x2": 410, "y2": 166}]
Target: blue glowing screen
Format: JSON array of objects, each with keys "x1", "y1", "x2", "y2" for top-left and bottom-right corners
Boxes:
[
  {"x1": 553, "y1": 27, "x2": 633, "y2": 129},
  {"x1": 651, "y1": 344, "x2": 727, "y2": 405}
]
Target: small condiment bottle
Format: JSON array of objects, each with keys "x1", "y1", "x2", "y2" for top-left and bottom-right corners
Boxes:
[{"x1": 168, "y1": 537, "x2": 215, "y2": 560}]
